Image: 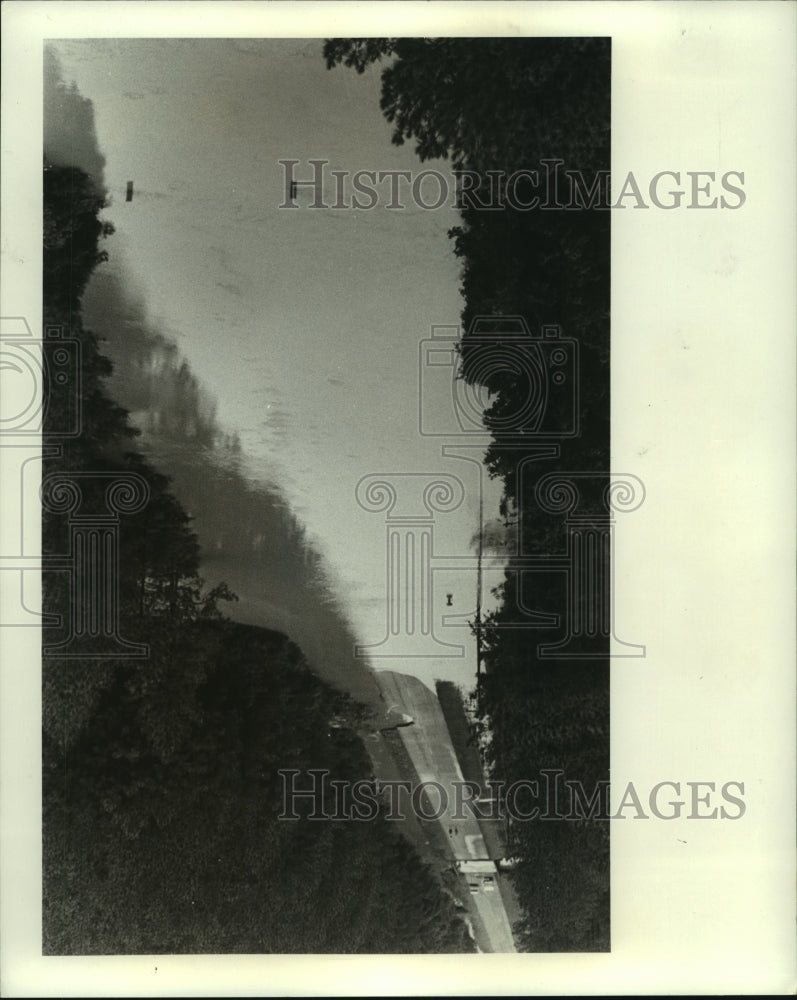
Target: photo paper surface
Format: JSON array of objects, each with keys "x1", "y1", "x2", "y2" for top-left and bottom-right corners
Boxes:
[{"x1": 1, "y1": 2, "x2": 795, "y2": 995}]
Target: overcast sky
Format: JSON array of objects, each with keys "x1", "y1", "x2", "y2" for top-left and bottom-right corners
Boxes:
[{"x1": 49, "y1": 37, "x2": 505, "y2": 691}]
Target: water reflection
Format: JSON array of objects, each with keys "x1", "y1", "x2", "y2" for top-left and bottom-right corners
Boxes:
[{"x1": 84, "y1": 267, "x2": 382, "y2": 710}]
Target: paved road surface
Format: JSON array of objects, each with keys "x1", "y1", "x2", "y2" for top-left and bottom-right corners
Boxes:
[{"x1": 376, "y1": 670, "x2": 516, "y2": 952}]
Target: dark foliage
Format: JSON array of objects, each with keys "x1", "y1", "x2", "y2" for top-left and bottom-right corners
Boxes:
[
  {"x1": 42, "y1": 158, "x2": 473, "y2": 954},
  {"x1": 44, "y1": 624, "x2": 474, "y2": 953},
  {"x1": 327, "y1": 37, "x2": 611, "y2": 951}
]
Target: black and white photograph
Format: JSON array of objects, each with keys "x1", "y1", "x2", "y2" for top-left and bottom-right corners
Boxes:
[{"x1": 1, "y1": 1, "x2": 795, "y2": 995}]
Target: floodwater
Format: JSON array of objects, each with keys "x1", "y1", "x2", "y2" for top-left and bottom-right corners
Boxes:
[
  {"x1": 84, "y1": 268, "x2": 385, "y2": 712},
  {"x1": 84, "y1": 261, "x2": 506, "y2": 708}
]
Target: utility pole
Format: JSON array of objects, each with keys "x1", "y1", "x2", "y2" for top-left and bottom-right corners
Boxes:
[{"x1": 475, "y1": 478, "x2": 484, "y2": 680}]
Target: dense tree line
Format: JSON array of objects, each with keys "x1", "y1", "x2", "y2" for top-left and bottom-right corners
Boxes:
[
  {"x1": 327, "y1": 37, "x2": 611, "y2": 951},
  {"x1": 42, "y1": 159, "x2": 474, "y2": 953}
]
